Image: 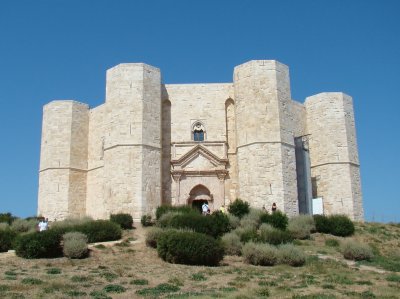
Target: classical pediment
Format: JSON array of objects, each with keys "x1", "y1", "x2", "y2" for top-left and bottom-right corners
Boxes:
[{"x1": 171, "y1": 144, "x2": 228, "y2": 171}]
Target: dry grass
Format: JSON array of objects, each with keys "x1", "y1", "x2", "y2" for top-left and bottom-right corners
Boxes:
[{"x1": 0, "y1": 222, "x2": 399, "y2": 298}]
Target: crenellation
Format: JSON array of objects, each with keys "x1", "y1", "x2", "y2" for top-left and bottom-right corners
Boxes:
[{"x1": 38, "y1": 60, "x2": 363, "y2": 221}]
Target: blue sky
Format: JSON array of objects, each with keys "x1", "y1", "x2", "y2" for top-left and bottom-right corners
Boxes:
[{"x1": 0, "y1": 0, "x2": 399, "y2": 222}]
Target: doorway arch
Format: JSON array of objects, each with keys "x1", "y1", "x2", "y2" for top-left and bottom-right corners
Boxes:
[{"x1": 188, "y1": 184, "x2": 212, "y2": 213}]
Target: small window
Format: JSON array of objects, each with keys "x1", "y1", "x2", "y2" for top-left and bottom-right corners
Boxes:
[
  {"x1": 192, "y1": 122, "x2": 205, "y2": 142},
  {"x1": 194, "y1": 129, "x2": 204, "y2": 141}
]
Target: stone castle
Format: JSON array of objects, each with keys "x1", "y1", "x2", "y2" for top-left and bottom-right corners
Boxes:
[{"x1": 38, "y1": 60, "x2": 364, "y2": 221}]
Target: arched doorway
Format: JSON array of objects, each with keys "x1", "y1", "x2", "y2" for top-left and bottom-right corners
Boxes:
[{"x1": 188, "y1": 185, "x2": 212, "y2": 213}]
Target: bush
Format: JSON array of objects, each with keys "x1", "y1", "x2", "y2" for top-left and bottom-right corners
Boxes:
[
  {"x1": 63, "y1": 232, "x2": 88, "y2": 259},
  {"x1": 227, "y1": 214, "x2": 240, "y2": 230},
  {"x1": 110, "y1": 213, "x2": 133, "y2": 230},
  {"x1": 76, "y1": 220, "x2": 122, "y2": 243},
  {"x1": 11, "y1": 218, "x2": 37, "y2": 233},
  {"x1": 288, "y1": 215, "x2": 315, "y2": 240},
  {"x1": 233, "y1": 225, "x2": 259, "y2": 243},
  {"x1": 145, "y1": 227, "x2": 164, "y2": 248},
  {"x1": 14, "y1": 230, "x2": 63, "y2": 258},
  {"x1": 156, "y1": 205, "x2": 196, "y2": 220},
  {"x1": 259, "y1": 211, "x2": 288, "y2": 230},
  {"x1": 313, "y1": 215, "x2": 332, "y2": 233},
  {"x1": 325, "y1": 238, "x2": 340, "y2": 247},
  {"x1": 0, "y1": 223, "x2": 10, "y2": 230},
  {"x1": 50, "y1": 217, "x2": 93, "y2": 231},
  {"x1": 0, "y1": 213, "x2": 17, "y2": 225},
  {"x1": 141, "y1": 214, "x2": 153, "y2": 227},
  {"x1": 313, "y1": 214, "x2": 355, "y2": 237},
  {"x1": 240, "y1": 208, "x2": 263, "y2": 229},
  {"x1": 221, "y1": 232, "x2": 242, "y2": 255},
  {"x1": 157, "y1": 212, "x2": 181, "y2": 228},
  {"x1": 161, "y1": 211, "x2": 230, "y2": 238},
  {"x1": 242, "y1": 242, "x2": 278, "y2": 266},
  {"x1": 341, "y1": 240, "x2": 373, "y2": 261},
  {"x1": 329, "y1": 215, "x2": 355, "y2": 237},
  {"x1": 259, "y1": 223, "x2": 293, "y2": 245},
  {"x1": 0, "y1": 229, "x2": 17, "y2": 252},
  {"x1": 157, "y1": 230, "x2": 224, "y2": 266},
  {"x1": 278, "y1": 244, "x2": 306, "y2": 266},
  {"x1": 228, "y1": 198, "x2": 250, "y2": 219}
]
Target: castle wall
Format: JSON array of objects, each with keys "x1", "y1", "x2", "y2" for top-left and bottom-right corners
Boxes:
[
  {"x1": 86, "y1": 105, "x2": 106, "y2": 219},
  {"x1": 100, "y1": 63, "x2": 162, "y2": 220},
  {"x1": 38, "y1": 101, "x2": 89, "y2": 220},
  {"x1": 38, "y1": 60, "x2": 363, "y2": 221},
  {"x1": 305, "y1": 92, "x2": 363, "y2": 220},
  {"x1": 234, "y1": 60, "x2": 299, "y2": 215}
]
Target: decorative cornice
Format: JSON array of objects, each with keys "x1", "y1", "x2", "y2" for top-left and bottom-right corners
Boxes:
[{"x1": 171, "y1": 144, "x2": 228, "y2": 168}]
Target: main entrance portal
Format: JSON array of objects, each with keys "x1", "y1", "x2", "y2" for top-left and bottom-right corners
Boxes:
[{"x1": 188, "y1": 185, "x2": 212, "y2": 213}]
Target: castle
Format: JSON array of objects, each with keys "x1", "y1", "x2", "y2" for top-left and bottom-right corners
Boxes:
[{"x1": 38, "y1": 60, "x2": 364, "y2": 221}]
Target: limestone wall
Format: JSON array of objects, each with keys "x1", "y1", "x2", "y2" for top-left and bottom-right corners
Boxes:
[
  {"x1": 234, "y1": 60, "x2": 299, "y2": 215},
  {"x1": 305, "y1": 92, "x2": 363, "y2": 220},
  {"x1": 38, "y1": 101, "x2": 89, "y2": 220},
  {"x1": 101, "y1": 63, "x2": 162, "y2": 220}
]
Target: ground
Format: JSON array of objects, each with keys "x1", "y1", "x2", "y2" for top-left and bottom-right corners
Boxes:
[{"x1": 0, "y1": 222, "x2": 399, "y2": 299}]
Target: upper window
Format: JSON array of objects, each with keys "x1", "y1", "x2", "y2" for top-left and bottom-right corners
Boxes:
[{"x1": 192, "y1": 122, "x2": 205, "y2": 142}]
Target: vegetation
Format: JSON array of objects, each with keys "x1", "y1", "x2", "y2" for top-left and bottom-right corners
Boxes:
[
  {"x1": 259, "y1": 210, "x2": 289, "y2": 230},
  {"x1": 155, "y1": 205, "x2": 196, "y2": 220},
  {"x1": 62, "y1": 232, "x2": 88, "y2": 259},
  {"x1": 141, "y1": 214, "x2": 153, "y2": 226},
  {"x1": 242, "y1": 242, "x2": 278, "y2": 266},
  {"x1": 110, "y1": 213, "x2": 133, "y2": 229},
  {"x1": 340, "y1": 240, "x2": 374, "y2": 261},
  {"x1": 157, "y1": 230, "x2": 224, "y2": 266},
  {"x1": 0, "y1": 228, "x2": 17, "y2": 252},
  {"x1": 228, "y1": 198, "x2": 250, "y2": 218},
  {"x1": 288, "y1": 215, "x2": 315, "y2": 239},
  {"x1": 14, "y1": 230, "x2": 63, "y2": 258},
  {"x1": 314, "y1": 214, "x2": 355, "y2": 237}
]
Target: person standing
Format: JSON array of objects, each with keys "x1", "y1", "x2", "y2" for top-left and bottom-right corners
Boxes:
[
  {"x1": 202, "y1": 202, "x2": 209, "y2": 215},
  {"x1": 272, "y1": 202, "x2": 277, "y2": 213}
]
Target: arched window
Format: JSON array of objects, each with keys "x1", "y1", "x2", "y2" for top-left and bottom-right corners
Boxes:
[{"x1": 192, "y1": 122, "x2": 205, "y2": 142}]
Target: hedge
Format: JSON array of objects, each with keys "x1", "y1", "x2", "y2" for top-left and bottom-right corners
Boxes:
[
  {"x1": 228, "y1": 199, "x2": 250, "y2": 219},
  {"x1": 314, "y1": 214, "x2": 354, "y2": 237},
  {"x1": 110, "y1": 213, "x2": 133, "y2": 230},
  {"x1": 157, "y1": 230, "x2": 224, "y2": 266},
  {"x1": 14, "y1": 230, "x2": 63, "y2": 258},
  {"x1": 259, "y1": 211, "x2": 288, "y2": 230},
  {"x1": 155, "y1": 205, "x2": 197, "y2": 220},
  {"x1": 0, "y1": 229, "x2": 17, "y2": 252}
]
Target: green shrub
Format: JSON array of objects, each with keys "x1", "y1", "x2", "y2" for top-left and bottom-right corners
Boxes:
[
  {"x1": 63, "y1": 232, "x2": 88, "y2": 259},
  {"x1": 47, "y1": 268, "x2": 62, "y2": 274},
  {"x1": 110, "y1": 213, "x2": 133, "y2": 229},
  {"x1": 0, "y1": 213, "x2": 17, "y2": 225},
  {"x1": 145, "y1": 227, "x2": 164, "y2": 248},
  {"x1": 157, "y1": 211, "x2": 180, "y2": 228},
  {"x1": 228, "y1": 198, "x2": 250, "y2": 219},
  {"x1": 11, "y1": 218, "x2": 37, "y2": 233},
  {"x1": 74, "y1": 220, "x2": 122, "y2": 243},
  {"x1": 0, "y1": 229, "x2": 17, "y2": 252},
  {"x1": 233, "y1": 225, "x2": 259, "y2": 243},
  {"x1": 221, "y1": 232, "x2": 242, "y2": 255},
  {"x1": 136, "y1": 283, "x2": 180, "y2": 296},
  {"x1": 242, "y1": 242, "x2": 278, "y2": 266},
  {"x1": 21, "y1": 277, "x2": 43, "y2": 285},
  {"x1": 278, "y1": 244, "x2": 306, "y2": 266},
  {"x1": 329, "y1": 215, "x2": 355, "y2": 237},
  {"x1": 50, "y1": 217, "x2": 93, "y2": 230},
  {"x1": 314, "y1": 214, "x2": 355, "y2": 237},
  {"x1": 260, "y1": 211, "x2": 288, "y2": 230},
  {"x1": 103, "y1": 284, "x2": 126, "y2": 293},
  {"x1": 227, "y1": 214, "x2": 240, "y2": 229},
  {"x1": 341, "y1": 240, "x2": 373, "y2": 261},
  {"x1": 161, "y1": 211, "x2": 230, "y2": 238},
  {"x1": 288, "y1": 215, "x2": 315, "y2": 239},
  {"x1": 157, "y1": 230, "x2": 224, "y2": 266},
  {"x1": 156, "y1": 205, "x2": 196, "y2": 220},
  {"x1": 313, "y1": 215, "x2": 331, "y2": 233},
  {"x1": 259, "y1": 223, "x2": 293, "y2": 245},
  {"x1": 141, "y1": 214, "x2": 153, "y2": 227},
  {"x1": 14, "y1": 230, "x2": 63, "y2": 258},
  {"x1": 325, "y1": 238, "x2": 340, "y2": 247},
  {"x1": 240, "y1": 209, "x2": 263, "y2": 229},
  {"x1": 0, "y1": 223, "x2": 10, "y2": 230}
]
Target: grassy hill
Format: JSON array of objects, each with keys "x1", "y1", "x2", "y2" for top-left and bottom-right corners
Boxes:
[{"x1": 0, "y1": 221, "x2": 399, "y2": 299}]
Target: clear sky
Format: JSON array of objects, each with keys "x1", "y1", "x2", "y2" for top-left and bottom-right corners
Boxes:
[{"x1": 0, "y1": 0, "x2": 399, "y2": 222}]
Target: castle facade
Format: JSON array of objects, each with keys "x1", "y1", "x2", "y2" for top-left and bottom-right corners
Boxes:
[{"x1": 38, "y1": 60, "x2": 364, "y2": 221}]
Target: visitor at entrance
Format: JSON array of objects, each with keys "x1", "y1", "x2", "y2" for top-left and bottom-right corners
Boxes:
[
  {"x1": 272, "y1": 202, "x2": 277, "y2": 213},
  {"x1": 202, "y1": 202, "x2": 210, "y2": 215}
]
